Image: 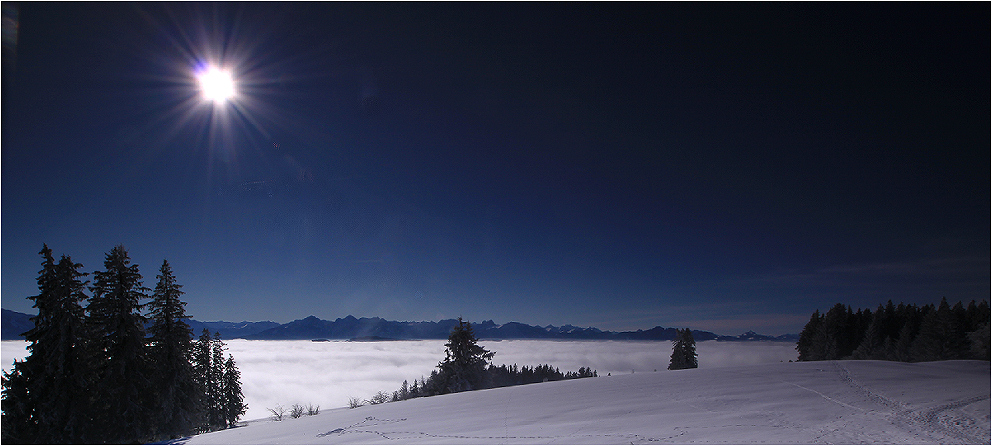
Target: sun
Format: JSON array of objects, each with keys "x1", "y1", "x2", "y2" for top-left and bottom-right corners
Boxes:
[{"x1": 197, "y1": 66, "x2": 236, "y2": 103}]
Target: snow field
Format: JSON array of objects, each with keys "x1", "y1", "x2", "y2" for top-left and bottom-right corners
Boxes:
[{"x1": 178, "y1": 360, "x2": 990, "y2": 444}]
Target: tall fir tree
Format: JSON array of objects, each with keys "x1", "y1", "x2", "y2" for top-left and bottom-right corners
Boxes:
[
  {"x1": 210, "y1": 333, "x2": 227, "y2": 429},
  {"x1": 40, "y1": 255, "x2": 95, "y2": 443},
  {"x1": 668, "y1": 328, "x2": 698, "y2": 370},
  {"x1": 87, "y1": 245, "x2": 154, "y2": 443},
  {"x1": 191, "y1": 329, "x2": 213, "y2": 432},
  {"x1": 1, "y1": 245, "x2": 56, "y2": 443},
  {"x1": 437, "y1": 318, "x2": 494, "y2": 394},
  {"x1": 147, "y1": 260, "x2": 199, "y2": 440},
  {"x1": 2, "y1": 247, "x2": 95, "y2": 443},
  {"x1": 222, "y1": 355, "x2": 247, "y2": 428}
]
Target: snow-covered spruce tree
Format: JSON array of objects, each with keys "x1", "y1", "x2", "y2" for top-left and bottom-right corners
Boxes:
[
  {"x1": 87, "y1": 245, "x2": 154, "y2": 443},
  {"x1": 668, "y1": 328, "x2": 698, "y2": 370},
  {"x1": 222, "y1": 354, "x2": 246, "y2": 428},
  {"x1": 436, "y1": 318, "x2": 495, "y2": 394},
  {"x1": 147, "y1": 260, "x2": 199, "y2": 440}
]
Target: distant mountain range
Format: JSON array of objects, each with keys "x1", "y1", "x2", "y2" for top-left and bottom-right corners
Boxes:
[{"x1": 1, "y1": 308, "x2": 798, "y2": 342}]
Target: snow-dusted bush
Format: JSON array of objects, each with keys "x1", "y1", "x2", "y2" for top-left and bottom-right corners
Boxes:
[
  {"x1": 306, "y1": 403, "x2": 320, "y2": 416},
  {"x1": 368, "y1": 390, "x2": 391, "y2": 405},
  {"x1": 290, "y1": 404, "x2": 305, "y2": 419},
  {"x1": 267, "y1": 404, "x2": 286, "y2": 421}
]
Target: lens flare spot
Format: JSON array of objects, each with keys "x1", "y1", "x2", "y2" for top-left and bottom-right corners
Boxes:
[{"x1": 197, "y1": 66, "x2": 236, "y2": 102}]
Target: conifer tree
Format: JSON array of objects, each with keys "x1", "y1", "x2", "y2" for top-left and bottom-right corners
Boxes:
[
  {"x1": 851, "y1": 312, "x2": 884, "y2": 360},
  {"x1": 2, "y1": 246, "x2": 95, "y2": 443},
  {"x1": 437, "y1": 318, "x2": 494, "y2": 393},
  {"x1": 409, "y1": 379, "x2": 420, "y2": 398},
  {"x1": 0, "y1": 245, "x2": 56, "y2": 443},
  {"x1": 40, "y1": 255, "x2": 95, "y2": 443},
  {"x1": 892, "y1": 320, "x2": 915, "y2": 362},
  {"x1": 910, "y1": 298, "x2": 965, "y2": 361},
  {"x1": 222, "y1": 355, "x2": 246, "y2": 427},
  {"x1": 147, "y1": 260, "x2": 199, "y2": 439},
  {"x1": 1, "y1": 360, "x2": 33, "y2": 443},
  {"x1": 87, "y1": 245, "x2": 153, "y2": 443},
  {"x1": 209, "y1": 332, "x2": 227, "y2": 429},
  {"x1": 191, "y1": 329, "x2": 213, "y2": 432},
  {"x1": 669, "y1": 328, "x2": 698, "y2": 370},
  {"x1": 796, "y1": 310, "x2": 822, "y2": 361}
]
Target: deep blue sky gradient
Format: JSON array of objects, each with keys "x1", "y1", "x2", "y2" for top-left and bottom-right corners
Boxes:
[{"x1": 2, "y1": 3, "x2": 988, "y2": 334}]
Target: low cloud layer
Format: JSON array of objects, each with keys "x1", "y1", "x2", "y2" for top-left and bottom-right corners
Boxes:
[{"x1": 2, "y1": 339, "x2": 798, "y2": 421}]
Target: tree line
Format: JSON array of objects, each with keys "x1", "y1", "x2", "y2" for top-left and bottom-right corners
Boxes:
[
  {"x1": 351, "y1": 318, "x2": 598, "y2": 406},
  {"x1": 796, "y1": 298, "x2": 990, "y2": 362},
  {"x1": 351, "y1": 319, "x2": 702, "y2": 408},
  {"x1": 1, "y1": 245, "x2": 246, "y2": 444}
]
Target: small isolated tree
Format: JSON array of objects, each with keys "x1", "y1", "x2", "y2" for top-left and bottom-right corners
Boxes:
[
  {"x1": 436, "y1": 318, "x2": 495, "y2": 393},
  {"x1": 668, "y1": 328, "x2": 698, "y2": 370}
]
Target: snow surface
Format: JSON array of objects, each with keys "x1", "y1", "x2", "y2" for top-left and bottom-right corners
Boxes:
[
  {"x1": 4, "y1": 340, "x2": 987, "y2": 443},
  {"x1": 174, "y1": 360, "x2": 989, "y2": 445}
]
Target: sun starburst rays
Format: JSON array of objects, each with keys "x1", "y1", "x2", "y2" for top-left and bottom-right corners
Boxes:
[{"x1": 197, "y1": 66, "x2": 236, "y2": 102}]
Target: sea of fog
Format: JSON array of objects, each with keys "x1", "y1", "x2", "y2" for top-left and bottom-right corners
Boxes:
[{"x1": 2, "y1": 339, "x2": 798, "y2": 421}]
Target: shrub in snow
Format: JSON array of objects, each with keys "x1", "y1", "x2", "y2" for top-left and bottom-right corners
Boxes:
[
  {"x1": 267, "y1": 404, "x2": 286, "y2": 421},
  {"x1": 307, "y1": 403, "x2": 320, "y2": 416},
  {"x1": 368, "y1": 390, "x2": 391, "y2": 405},
  {"x1": 290, "y1": 404, "x2": 305, "y2": 419}
]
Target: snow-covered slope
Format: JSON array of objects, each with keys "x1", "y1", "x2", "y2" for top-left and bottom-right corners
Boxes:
[{"x1": 177, "y1": 360, "x2": 989, "y2": 444}]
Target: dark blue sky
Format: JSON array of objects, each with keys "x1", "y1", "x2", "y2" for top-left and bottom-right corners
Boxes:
[{"x1": 2, "y1": 3, "x2": 988, "y2": 335}]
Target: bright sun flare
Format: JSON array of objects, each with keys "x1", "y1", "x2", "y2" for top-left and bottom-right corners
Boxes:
[{"x1": 197, "y1": 67, "x2": 236, "y2": 102}]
